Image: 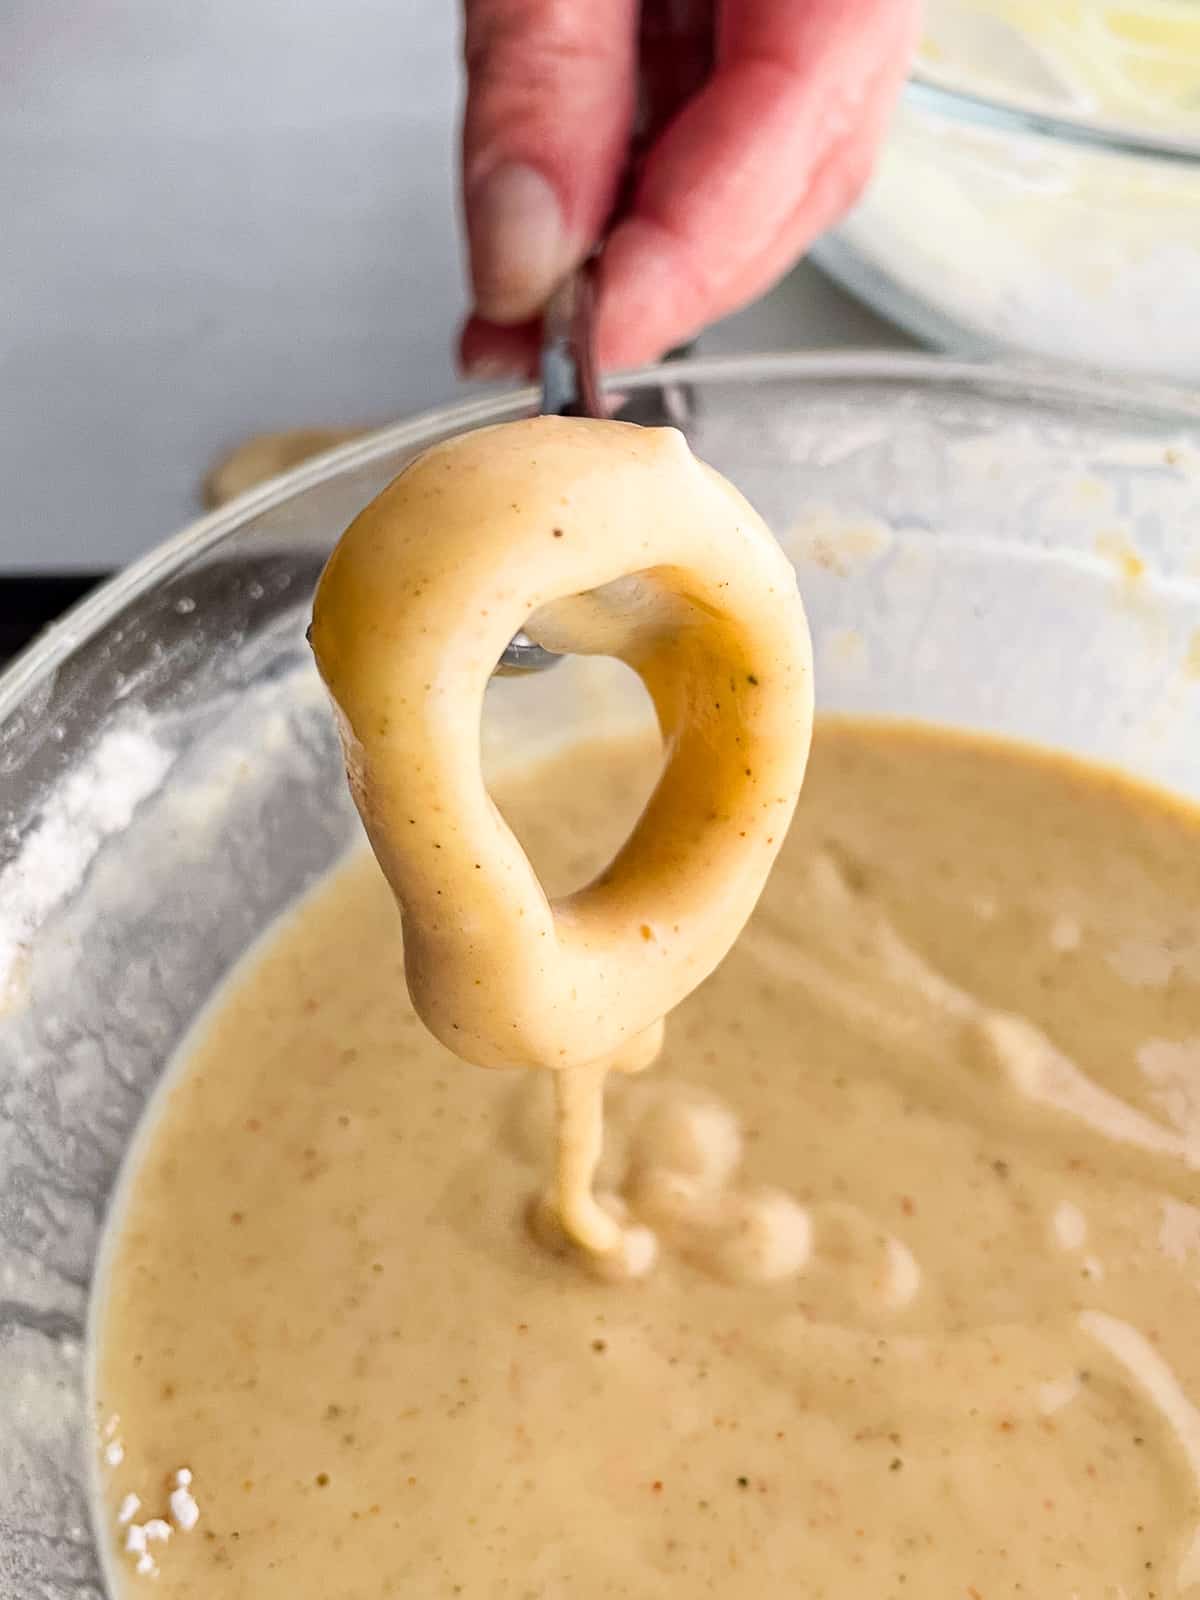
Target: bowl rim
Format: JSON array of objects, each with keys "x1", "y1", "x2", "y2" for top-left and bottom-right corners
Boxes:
[
  {"x1": 6, "y1": 347, "x2": 1200, "y2": 728},
  {"x1": 907, "y1": 70, "x2": 1200, "y2": 163}
]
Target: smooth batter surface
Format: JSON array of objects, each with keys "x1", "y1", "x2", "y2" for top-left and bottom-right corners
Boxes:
[{"x1": 95, "y1": 719, "x2": 1200, "y2": 1597}]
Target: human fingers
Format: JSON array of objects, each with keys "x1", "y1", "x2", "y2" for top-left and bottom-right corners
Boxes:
[
  {"x1": 461, "y1": 0, "x2": 639, "y2": 330},
  {"x1": 592, "y1": 0, "x2": 920, "y2": 367}
]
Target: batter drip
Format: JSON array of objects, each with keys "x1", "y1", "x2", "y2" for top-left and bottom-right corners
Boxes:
[{"x1": 310, "y1": 416, "x2": 813, "y2": 1269}]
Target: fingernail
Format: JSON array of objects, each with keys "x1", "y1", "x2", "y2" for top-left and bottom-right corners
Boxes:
[
  {"x1": 469, "y1": 163, "x2": 566, "y2": 325},
  {"x1": 460, "y1": 353, "x2": 526, "y2": 381}
]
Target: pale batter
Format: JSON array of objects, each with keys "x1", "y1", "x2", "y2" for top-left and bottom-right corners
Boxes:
[
  {"x1": 95, "y1": 720, "x2": 1200, "y2": 1597},
  {"x1": 309, "y1": 417, "x2": 812, "y2": 1268}
]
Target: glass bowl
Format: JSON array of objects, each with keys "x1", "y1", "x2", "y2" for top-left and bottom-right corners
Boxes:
[
  {"x1": 815, "y1": 0, "x2": 1200, "y2": 381},
  {"x1": 3, "y1": 352, "x2": 1200, "y2": 1598}
]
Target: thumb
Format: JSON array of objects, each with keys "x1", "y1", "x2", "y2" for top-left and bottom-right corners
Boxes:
[{"x1": 461, "y1": 0, "x2": 638, "y2": 325}]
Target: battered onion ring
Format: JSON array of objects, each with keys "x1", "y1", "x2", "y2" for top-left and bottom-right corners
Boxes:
[{"x1": 311, "y1": 415, "x2": 813, "y2": 1076}]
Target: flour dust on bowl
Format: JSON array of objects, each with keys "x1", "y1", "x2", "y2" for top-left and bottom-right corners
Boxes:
[{"x1": 3, "y1": 354, "x2": 1200, "y2": 1597}]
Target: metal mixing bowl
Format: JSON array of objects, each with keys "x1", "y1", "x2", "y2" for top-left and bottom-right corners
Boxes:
[{"x1": 3, "y1": 353, "x2": 1200, "y2": 1596}]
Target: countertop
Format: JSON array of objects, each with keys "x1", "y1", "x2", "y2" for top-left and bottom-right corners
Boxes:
[{"x1": 3, "y1": 0, "x2": 913, "y2": 574}]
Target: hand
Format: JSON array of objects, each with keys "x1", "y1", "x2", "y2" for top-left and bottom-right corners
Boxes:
[{"x1": 458, "y1": 0, "x2": 920, "y2": 378}]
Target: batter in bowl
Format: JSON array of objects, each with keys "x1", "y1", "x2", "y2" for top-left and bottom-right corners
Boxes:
[{"x1": 91, "y1": 421, "x2": 1200, "y2": 1594}]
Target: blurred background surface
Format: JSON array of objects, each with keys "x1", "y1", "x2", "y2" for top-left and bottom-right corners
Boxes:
[{"x1": 2, "y1": 0, "x2": 907, "y2": 577}]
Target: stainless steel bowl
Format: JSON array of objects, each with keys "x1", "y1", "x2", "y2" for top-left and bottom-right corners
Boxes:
[{"x1": 3, "y1": 353, "x2": 1200, "y2": 1596}]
